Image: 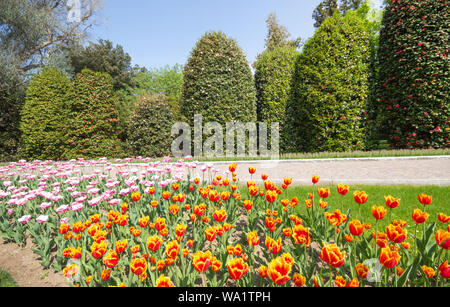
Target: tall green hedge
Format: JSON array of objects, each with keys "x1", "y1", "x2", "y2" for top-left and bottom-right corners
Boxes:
[
  {"x1": 128, "y1": 94, "x2": 175, "y2": 157},
  {"x1": 19, "y1": 67, "x2": 71, "y2": 160},
  {"x1": 181, "y1": 31, "x2": 256, "y2": 124},
  {"x1": 377, "y1": 0, "x2": 449, "y2": 149},
  {"x1": 289, "y1": 11, "x2": 371, "y2": 152},
  {"x1": 254, "y1": 46, "x2": 300, "y2": 152},
  {"x1": 64, "y1": 69, "x2": 123, "y2": 159}
]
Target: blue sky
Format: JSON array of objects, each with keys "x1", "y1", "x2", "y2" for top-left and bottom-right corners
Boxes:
[{"x1": 88, "y1": 0, "x2": 381, "y2": 69}]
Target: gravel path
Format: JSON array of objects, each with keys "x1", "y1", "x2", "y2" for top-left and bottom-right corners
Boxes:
[{"x1": 200, "y1": 156, "x2": 450, "y2": 186}]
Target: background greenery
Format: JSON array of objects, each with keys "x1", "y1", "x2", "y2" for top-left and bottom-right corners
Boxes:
[{"x1": 0, "y1": 0, "x2": 448, "y2": 161}]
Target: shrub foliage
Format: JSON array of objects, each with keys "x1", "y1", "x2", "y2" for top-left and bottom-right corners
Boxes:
[
  {"x1": 128, "y1": 94, "x2": 175, "y2": 158},
  {"x1": 19, "y1": 67, "x2": 71, "y2": 160},
  {"x1": 289, "y1": 11, "x2": 371, "y2": 152},
  {"x1": 181, "y1": 31, "x2": 256, "y2": 125},
  {"x1": 254, "y1": 46, "x2": 300, "y2": 152},
  {"x1": 377, "y1": 0, "x2": 449, "y2": 149},
  {"x1": 64, "y1": 69, "x2": 123, "y2": 159}
]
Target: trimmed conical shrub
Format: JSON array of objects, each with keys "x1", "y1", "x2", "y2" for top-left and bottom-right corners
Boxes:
[
  {"x1": 20, "y1": 67, "x2": 71, "y2": 160},
  {"x1": 377, "y1": 0, "x2": 449, "y2": 149},
  {"x1": 254, "y1": 46, "x2": 300, "y2": 152},
  {"x1": 128, "y1": 94, "x2": 175, "y2": 157},
  {"x1": 181, "y1": 31, "x2": 256, "y2": 125},
  {"x1": 290, "y1": 11, "x2": 371, "y2": 152},
  {"x1": 64, "y1": 69, "x2": 123, "y2": 159}
]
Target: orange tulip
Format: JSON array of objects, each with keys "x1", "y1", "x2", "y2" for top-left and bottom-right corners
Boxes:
[
  {"x1": 346, "y1": 278, "x2": 359, "y2": 287},
  {"x1": 355, "y1": 263, "x2": 369, "y2": 279},
  {"x1": 412, "y1": 208, "x2": 430, "y2": 224},
  {"x1": 266, "y1": 190, "x2": 278, "y2": 203},
  {"x1": 205, "y1": 227, "x2": 216, "y2": 241},
  {"x1": 336, "y1": 183, "x2": 349, "y2": 196},
  {"x1": 312, "y1": 175, "x2": 319, "y2": 184},
  {"x1": 211, "y1": 257, "x2": 222, "y2": 272},
  {"x1": 192, "y1": 250, "x2": 212, "y2": 273},
  {"x1": 248, "y1": 166, "x2": 256, "y2": 174},
  {"x1": 268, "y1": 256, "x2": 293, "y2": 285},
  {"x1": 353, "y1": 190, "x2": 368, "y2": 205},
  {"x1": 147, "y1": 235, "x2": 162, "y2": 252},
  {"x1": 335, "y1": 275, "x2": 347, "y2": 287},
  {"x1": 131, "y1": 191, "x2": 141, "y2": 202},
  {"x1": 317, "y1": 187, "x2": 330, "y2": 199},
  {"x1": 418, "y1": 193, "x2": 432, "y2": 206},
  {"x1": 227, "y1": 257, "x2": 248, "y2": 280},
  {"x1": 421, "y1": 265, "x2": 436, "y2": 278},
  {"x1": 213, "y1": 209, "x2": 227, "y2": 222},
  {"x1": 386, "y1": 224, "x2": 407, "y2": 243},
  {"x1": 101, "y1": 269, "x2": 111, "y2": 281},
  {"x1": 293, "y1": 273, "x2": 306, "y2": 287},
  {"x1": 349, "y1": 219, "x2": 365, "y2": 236},
  {"x1": 130, "y1": 258, "x2": 147, "y2": 275},
  {"x1": 265, "y1": 236, "x2": 282, "y2": 254},
  {"x1": 292, "y1": 224, "x2": 311, "y2": 246},
  {"x1": 156, "y1": 274, "x2": 175, "y2": 287},
  {"x1": 175, "y1": 224, "x2": 187, "y2": 237},
  {"x1": 319, "y1": 199, "x2": 328, "y2": 209},
  {"x1": 435, "y1": 229, "x2": 450, "y2": 250},
  {"x1": 169, "y1": 204, "x2": 180, "y2": 215},
  {"x1": 243, "y1": 200, "x2": 253, "y2": 211},
  {"x1": 320, "y1": 243, "x2": 346, "y2": 268},
  {"x1": 344, "y1": 234, "x2": 354, "y2": 242},
  {"x1": 247, "y1": 230, "x2": 260, "y2": 246},
  {"x1": 90, "y1": 241, "x2": 107, "y2": 259},
  {"x1": 229, "y1": 163, "x2": 237, "y2": 172},
  {"x1": 165, "y1": 240, "x2": 179, "y2": 259},
  {"x1": 162, "y1": 191, "x2": 171, "y2": 200},
  {"x1": 439, "y1": 260, "x2": 450, "y2": 279},
  {"x1": 379, "y1": 246, "x2": 400, "y2": 269},
  {"x1": 102, "y1": 250, "x2": 119, "y2": 268},
  {"x1": 437, "y1": 213, "x2": 450, "y2": 223},
  {"x1": 325, "y1": 209, "x2": 347, "y2": 227},
  {"x1": 384, "y1": 195, "x2": 400, "y2": 209},
  {"x1": 258, "y1": 265, "x2": 268, "y2": 278},
  {"x1": 372, "y1": 205, "x2": 387, "y2": 220}
]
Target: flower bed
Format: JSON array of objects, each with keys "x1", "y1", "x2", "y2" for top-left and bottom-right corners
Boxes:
[{"x1": 0, "y1": 157, "x2": 448, "y2": 287}]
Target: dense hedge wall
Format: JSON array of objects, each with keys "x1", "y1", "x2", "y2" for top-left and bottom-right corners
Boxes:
[
  {"x1": 254, "y1": 46, "x2": 300, "y2": 152},
  {"x1": 19, "y1": 67, "x2": 71, "y2": 160},
  {"x1": 181, "y1": 31, "x2": 256, "y2": 125},
  {"x1": 64, "y1": 69, "x2": 123, "y2": 159},
  {"x1": 289, "y1": 11, "x2": 371, "y2": 152},
  {"x1": 128, "y1": 94, "x2": 175, "y2": 157},
  {"x1": 377, "y1": 0, "x2": 449, "y2": 149}
]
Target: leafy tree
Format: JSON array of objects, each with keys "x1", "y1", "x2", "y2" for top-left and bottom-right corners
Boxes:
[
  {"x1": 0, "y1": 0, "x2": 101, "y2": 74},
  {"x1": 377, "y1": 0, "x2": 449, "y2": 149},
  {"x1": 264, "y1": 13, "x2": 302, "y2": 52},
  {"x1": 128, "y1": 94, "x2": 175, "y2": 158},
  {"x1": 312, "y1": 0, "x2": 365, "y2": 28},
  {"x1": 0, "y1": 0, "x2": 101, "y2": 161},
  {"x1": 313, "y1": 0, "x2": 339, "y2": 28},
  {"x1": 181, "y1": 31, "x2": 256, "y2": 125},
  {"x1": 19, "y1": 68, "x2": 71, "y2": 160},
  {"x1": 64, "y1": 69, "x2": 123, "y2": 159},
  {"x1": 68, "y1": 39, "x2": 134, "y2": 91},
  {"x1": 0, "y1": 56, "x2": 26, "y2": 161},
  {"x1": 290, "y1": 10, "x2": 371, "y2": 152},
  {"x1": 254, "y1": 46, "x2": 300, "y2": 152}
]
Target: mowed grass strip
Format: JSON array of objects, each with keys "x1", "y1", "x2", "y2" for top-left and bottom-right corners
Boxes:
[
  {"x1": 239, "y1": 184, "x2": 449, "y2": 244},
  {"x1": 0, "y1": 269, "x2": 18, "y2": 287}
]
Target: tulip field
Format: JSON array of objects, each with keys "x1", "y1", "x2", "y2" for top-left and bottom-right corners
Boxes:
[{"x1": 0, "y1": 157, "x2": 448, "y2": 287}]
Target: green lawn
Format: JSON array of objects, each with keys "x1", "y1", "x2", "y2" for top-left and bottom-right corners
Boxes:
[
  {"x1": 280, "y1": 184, "x2": 449, "y2": 243},
  {"x1": 0, "y1": 270, "x2": 18, "y2": 287}
]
